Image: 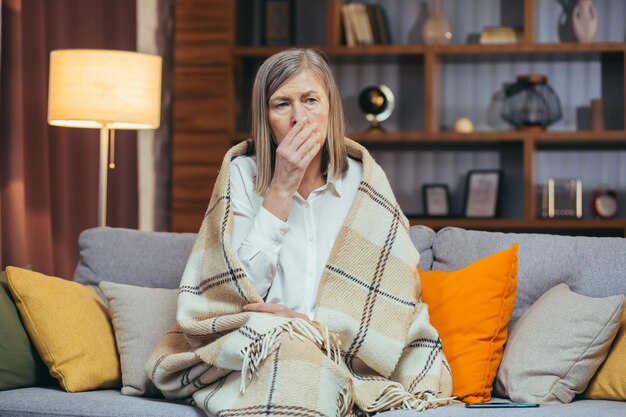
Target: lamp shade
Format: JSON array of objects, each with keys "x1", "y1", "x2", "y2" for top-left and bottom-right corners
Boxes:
[{"x1": 48, "y1": 49, "x2": 162, "y2": 130}]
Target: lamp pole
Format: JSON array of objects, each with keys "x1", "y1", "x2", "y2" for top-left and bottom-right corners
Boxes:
[{"x1": 98, "y1": 125, "x2": 110, "y2": 227}]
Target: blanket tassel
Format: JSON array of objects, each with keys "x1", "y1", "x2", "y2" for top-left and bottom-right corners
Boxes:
[
  {"x1": 240, "y1": 319, "x2": 342, "y2": 394},
  {"x1": 363, "y1": 384, "x2": 454, "y2": 414},
  {"x1": 337, "y1": 380, "x2": 354, "y2": 417}
]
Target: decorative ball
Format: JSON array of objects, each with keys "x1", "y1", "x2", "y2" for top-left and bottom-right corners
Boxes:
[{"x1": 453, "y1": 117, "x2": 474, "y2": 133}]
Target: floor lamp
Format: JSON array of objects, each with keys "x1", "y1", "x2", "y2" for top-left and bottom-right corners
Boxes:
[{"x1": 47, "y1": 49, "x2": 162, "y2": 227}]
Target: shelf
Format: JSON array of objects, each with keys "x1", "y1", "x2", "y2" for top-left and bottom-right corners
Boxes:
[
  {"x1": 534, "y1": 131, "x2": 626, "y2": 150},
  {"x1": 234, "y1": 45, "x2": 427, "y2": 58},
  {"x1": 233, "y1": 47, "x2": 300, "y2": 57},
  {"x1": 431, "y1": 42, "x2": 625, "y2": 55},
  {"x1": 326, "y1": 45, "x2": 427, "y2": 56},
  {"x1": 171, "y1": 0, "x2": 626, "y2": 236},
  {"x1": 352, "y1": 130, "x2": 626, "y2": 142},
  {"x1": 532, "y1": 131, "x2": 626, "y2": 140},
  {"x1": 348, "y1": 131, "x2": 523, "y2": 142},
  {"x1": 233, "y1": 43, "x2": 625, "y2": 58},
  {"x1": 228, "y1": 131, "x2": 522, "y2": 144},
  {"x1": 409, "y1": 218, "x2": 626, "y2": 232},
  {"x1": 230, "y1": 130, "x2": 626, "y2": 144}
]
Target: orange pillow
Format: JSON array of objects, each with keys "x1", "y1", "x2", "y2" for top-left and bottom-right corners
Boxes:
[{"x1": 419, "y1": 244, "x2": 518, "y2": 404}]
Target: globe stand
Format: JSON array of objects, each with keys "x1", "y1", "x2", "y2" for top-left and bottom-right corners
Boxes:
[{"x1": 366, "y1": 118, "x2": 385, "y2": 132}]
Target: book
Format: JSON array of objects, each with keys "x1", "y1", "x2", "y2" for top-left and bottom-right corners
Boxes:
[
  {"x1": 341, "y1": 4, "x2": 356, "y2": 47},
  {"x1": 264, "y1": 0, "x2": 294, "y2": 46},
  {"x1": 341, "y1": 3, "x2": 390, "y2": 47},
  {"x1": 479, "y1": 26, "x2": 523, "y2": 45},
  {"x1": 355, "y1": 3, "x2": 374, "y2": 45},
  {"x1": 370, "y1": 5, "x2": 390, "y2": 44}
]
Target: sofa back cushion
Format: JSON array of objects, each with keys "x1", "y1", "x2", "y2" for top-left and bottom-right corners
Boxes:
[
  {"x1": 74, "y1": 227, "x2": 197, "y2": 288},
  {"x1": 410, "y1": 226, "x2": 435, "y2": 270},
  {"x1": 427, "y1": 226, "x2": 626, "y2": 327}
]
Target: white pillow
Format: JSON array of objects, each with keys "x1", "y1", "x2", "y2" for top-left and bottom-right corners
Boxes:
[
  {"x1": 99, "y1": 281, "x2": 178, "y2": 397},
  {"x1": 494, "y1": 283, "x2": 624, "y2": 404}
]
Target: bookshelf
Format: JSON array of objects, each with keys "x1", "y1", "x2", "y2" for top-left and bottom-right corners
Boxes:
[{"x1": 171, "y1": 0, "x2": 626, "y2": 236}]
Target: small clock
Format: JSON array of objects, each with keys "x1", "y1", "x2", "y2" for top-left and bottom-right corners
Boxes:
[{"x1": 592, "y1": 189, "x2": 618, "y2": 219}]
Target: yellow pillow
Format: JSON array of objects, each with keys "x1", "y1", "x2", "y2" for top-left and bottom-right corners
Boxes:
[
  {"x1": 6, "y1": 266, "x2": 121, "y2": 392},
  {"x1": 419, "y1": 244, "x2": 518, "y2": 404},
  {"x1": 582, "y1": 309, "x2": 626, "y2": 400}
]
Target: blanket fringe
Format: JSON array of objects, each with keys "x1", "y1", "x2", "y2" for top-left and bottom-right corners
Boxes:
[
  {"x1": 240, "y1": 324, "x2": 282, "y2": 393},
  {"x1": 240, "y1": 319, "x2": 342, "y2": 393},
  {"x1": 362, "y1": 384, "x2": 454, "y2": 414},
  {"x1": 337, "y1": 380, "x2": 354, "y2": 417}
]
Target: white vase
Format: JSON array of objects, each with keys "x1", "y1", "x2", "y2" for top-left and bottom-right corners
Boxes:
[{"x1": 572, "y1": 0, "x2": 598, "y2": 43}]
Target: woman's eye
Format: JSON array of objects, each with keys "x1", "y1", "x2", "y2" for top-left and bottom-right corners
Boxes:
[
  {"x1": 275, "y1": 102, "x2": 288, "y2": 109},
  {"x1": 305, "y1": 97, "x2": 317, "y2": 105}
]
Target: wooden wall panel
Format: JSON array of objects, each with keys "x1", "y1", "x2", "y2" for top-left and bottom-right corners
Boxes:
[{"x1": 171, "y1": 0, "x2": 233, "y2": 232}]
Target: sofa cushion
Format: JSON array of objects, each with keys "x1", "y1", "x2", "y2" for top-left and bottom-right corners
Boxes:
[
  {"x1": 409, "y1": 225, "x2": 435, "y2": 270},
  {"x1": 582, "y1": 309, "x2": 626, "y2": 400},
  {"x1": 74, "y1": 227, "x2": 196, "y2": 288},
  {"x1": 494, "y1": 283, "x2": 624, "y2": 404},
  {"x1": 3, "y1": 389, "x2": 621, "y2": 417},
  {"x1": 0, "y1": 268, "x2": 50, "y2": 391},
  {"x1": 420, "y1": 244, "x2": 517, "y2": 404},
  {"x1": 430, "y1": 227, "x2": 626, "y2": 327},
  {"x1": 6, "y1": 267, "x2": 121, "y2": 392},
  {"x1": 0, "y1": 387, "x2": 206, "y2": 417},
  {"x1": 99, "y1": 281, "x2": 178, "y2": 397},
  {"x1": 376, "y1": 398, "x2": 626, "y2": 416}
]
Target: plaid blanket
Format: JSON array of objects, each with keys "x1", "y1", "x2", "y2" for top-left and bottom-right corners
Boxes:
[{"x1": 147, "y1": 139, "x2": 452, "y2": 416}]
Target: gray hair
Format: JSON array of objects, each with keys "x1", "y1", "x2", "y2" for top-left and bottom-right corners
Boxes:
[{"x1": 251, "y1": 48, "x2": 348, "y2": 195}]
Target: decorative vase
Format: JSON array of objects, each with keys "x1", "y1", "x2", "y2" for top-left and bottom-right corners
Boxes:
[
  {"x1": 557, "y1": 0, "x2": 577, "y2": 42},
  {"x1": 421, "y1": 0, "x2": 452, "y2": 45},
  {"x1": 572, "y1": 0, "x2": 597, "y2": 43}
]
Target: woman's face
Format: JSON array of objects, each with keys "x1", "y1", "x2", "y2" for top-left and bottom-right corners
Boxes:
[{"x1": 268, "y1": 70, "x2": 329, "y2": 147}]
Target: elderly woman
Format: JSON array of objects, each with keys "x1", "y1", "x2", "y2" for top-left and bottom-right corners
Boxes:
[
  {"x1": 232, "y1": 49, "x2": 361, "y2": 322},
  {"x1": 148, "y1": 49, "x2": 451, "y2": 417}
]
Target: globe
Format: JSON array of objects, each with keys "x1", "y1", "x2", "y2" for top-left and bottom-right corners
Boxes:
[
  {"x1": 359, "y1": 87, "x2": 388, "y2": 114},
  {"x1": 358, "y1": 84, "x2": 395, "y2": 131}
]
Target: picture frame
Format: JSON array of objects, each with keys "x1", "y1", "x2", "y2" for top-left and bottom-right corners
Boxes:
[
  {"x1": 422, "y1": 184, "x2": 451, "y2": 217},
  {"x1": 541, "y1": 178, "x2": 583, "y2": 219},
  {"x1": 463, "y1": 170, "x2": 502, "y2": 218}
]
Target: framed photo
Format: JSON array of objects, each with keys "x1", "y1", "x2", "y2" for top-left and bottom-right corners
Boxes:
[
  {"x1": 541, "y1": 178, "x2": 583, "y2": 219},
  {"x1": 463, "y1": 170, "x2": 502, "y2": 218},
  {"x1": 422, "y1": 184, "x2": 451, "y2": 217}
]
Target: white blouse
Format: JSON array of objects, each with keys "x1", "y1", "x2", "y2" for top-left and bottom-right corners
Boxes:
[{"x1": 229, "y1": 155, "x2": 363, "y2": 320}]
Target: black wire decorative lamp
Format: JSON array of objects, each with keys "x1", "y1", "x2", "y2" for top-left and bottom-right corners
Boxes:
[{"x1": 501, "y1": 74, "x2": 562, "y2": 131}]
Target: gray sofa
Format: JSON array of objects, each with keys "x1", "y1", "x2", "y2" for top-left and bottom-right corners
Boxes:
[{"x1": 1, "y1": 225, "x2": 625, "y2": 417}]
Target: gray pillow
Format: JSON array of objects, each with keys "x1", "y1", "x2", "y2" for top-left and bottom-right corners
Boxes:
[
  {"x1": 75, "y1": 227, "x2": 196, "y2": 288},
  {"x1": 99, "y1": 281, "x2": 178, "y2": 397},
  {"x1": 409, "y1": 225, "x2": 435, "y2": 271},
  {"x1": 494, "y1": 283, "x2": 624, "y2": 404}
]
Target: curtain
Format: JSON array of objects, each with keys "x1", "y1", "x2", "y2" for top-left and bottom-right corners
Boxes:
[
  {"x1": 0, "y1": 0, "x2": 138, "y2": 279},
  {"x1": 137, "y1": 0, "x2": 173, "y2": 232}
]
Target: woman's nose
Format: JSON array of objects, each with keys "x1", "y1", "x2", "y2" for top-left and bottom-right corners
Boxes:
[{"x1": 290, "y1": 103, "x2": 307, "y2": 126}]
